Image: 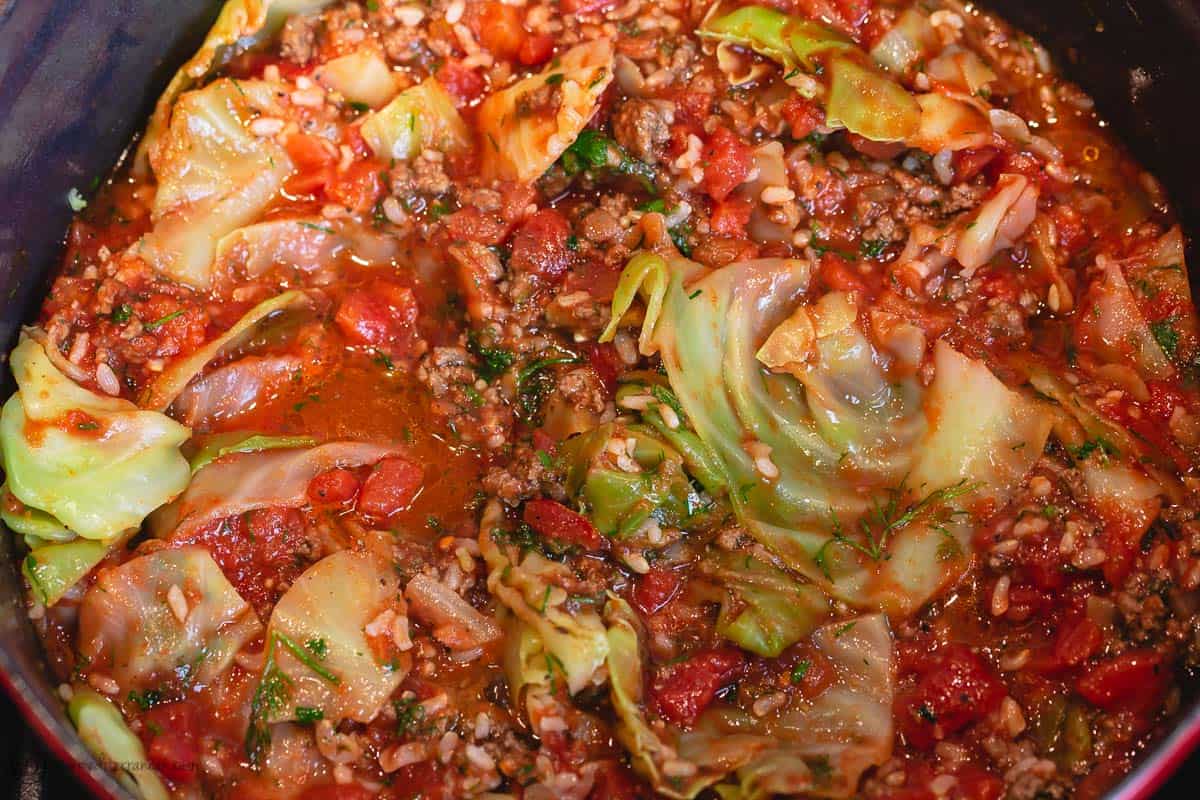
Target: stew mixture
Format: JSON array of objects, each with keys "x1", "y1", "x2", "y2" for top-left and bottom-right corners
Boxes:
[{"x1": 5, "y1": 0, "x2": 1199, "y2": 798}]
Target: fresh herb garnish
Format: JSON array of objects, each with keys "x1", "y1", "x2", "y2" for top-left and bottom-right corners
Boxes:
[
  {"x1": 1071, "y1": 436, "x2": 1119, "y2": 462},
  {"x1": 143, "y1": 309, "x2": 185, "y2": 331},
  {"x1": 559, "y1": 130, "x2": 657, "y2": 193},
  {"x1": 467, "y1": 330, "x2": 515, "y2": 381},
  {"x1": 1150, "y1": 317, "x2": 1180, "y2": 359},
  {"x1": 790, "y1": 660, "x2": 811, "y2": 683},
  {"x1": 295, "y1": 706, "x2": 324, "y2": 724},
  {"x1": 110, "y1": 304, "x2": 133, "y2": 324}
]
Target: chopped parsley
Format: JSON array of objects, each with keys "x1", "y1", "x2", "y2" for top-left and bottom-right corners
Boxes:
[
  {"x1": 143, "y1": 309, "x2": 185, "y2": 331},
  {"x1": 127, "y1": 689, "x2": 164, "y2": 711},
  {"x1": 1150, "y1": 317, "x2": 1180, "y2": 359},
  {"x1": 1071, "y1": 436, "x2": 1119, "y2": 462},
  {"x1": 790, "y1": 660, "x2": 811, "y2": 683},
  {"x1": 295, "y1": 706, "x2": 323, "y2": 724},
  {"x1": 559, "y1": 130, "x2": 657, "y2": 193},
  {"x1": 467, "y1": 330, "x2": 515, "y2": 381},
  {"x1": 110, "y1": 304, "x2": 133, "y2": 324}
]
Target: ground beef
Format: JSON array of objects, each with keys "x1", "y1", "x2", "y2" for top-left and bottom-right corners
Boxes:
[
  {"x1": 611, "y1": 99, "x2": 673, "y2": 165},
  {"x1": 279, "y1": 14, "x2": 319, "y2": 64}
]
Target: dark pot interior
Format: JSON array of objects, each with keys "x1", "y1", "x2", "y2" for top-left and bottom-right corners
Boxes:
[{"x1": 2, "y1": 1, "x2": 1199, "y2": 797}]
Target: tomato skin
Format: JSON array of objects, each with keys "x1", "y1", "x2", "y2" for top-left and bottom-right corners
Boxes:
[
  {"x1": 357, "y1": 457, "x2": 424, "y2": 518},
  {"x1": 781, "y1": 96, "x2": 825, "y2": 140},
  {"x1": 1077, "y1": 649, "x2": 1165, "y2": 711},
  {"x1": 1053, "y1": 617, "x2": 1104, "y2": 667},
  {"x1": 307, "y1": 468, "x2": 361, "y2": 506},
  {"x1": 652, "y1": 647, "x2": 746, "y2": 727},
  {"x1": 334, "y1": 281, "x2": 420, "y2": 354},
  {"x1": 519, "y1": 33, "x2": 555, "y2": 65},
  {"x1": 581, "y1": 341, "x2": 623, "y2": 395},
  {"x1": 325, "y1": 159, "x2": 384, "y2": 213},
  {"x1": 633, "y1": 567, "x2": 681, "y2": 615},
  {"x1": 435, "y1": 60, "x2": 486, "y2": 105},
  {"x1": 710, "y1": 195, "x2": 753, "y2": 238},
  {"x1": 522, "y1": 499, "x2": 606, "y2": 551},
  {"x1": 510, "y1": 208, "x2": 572, "y2": 282},
  {"x1": 140, "y1": 702, "x2": 200, "y2": 785},
  {"x1": 702, "y1": 127, "x2": 754, "y2": 202},
  {"x1": 897, "y1": 644, "x2": 1005, "y2": 749},
  {"x1": 284, "y1": 133, "x2": 337, "y2": 194}
]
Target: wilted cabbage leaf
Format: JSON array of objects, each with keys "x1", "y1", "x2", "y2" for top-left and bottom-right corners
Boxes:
[
  {"x1": 479, "y1": 500, "x2": 609, "y2": 694},
  {"x1": 313, "y1": 49, "x2": 401, "y2": 107},
  {"x1": 136, "y1": 0, "x2": 338, "y2": 172},
  {"x1": 605, "y1": 596, "x2": 895, "y2": 800},
  {"x1": 0, "y1": 335, "x2": 190, "y2": 541},
  {"x1": 69, "y1": 688, "x2": 171, "y2": 800},
  {"x1": 705, "y1": 550, "x2": 829, "y2": 657},
  {"x1": 479, "y1": 39, "x2": 615, "y2": 182},
  {"x1": 77, "y1": 546, "x2": 262, "y2": 691},
  {"x1": 150, "y1": 440, "x2": 400, "y2": 540},
  {"x1": 263, "y1": 550, "x2": 406, "y2": 724},
  {"x1": 140, "y1": 290, "x2": 313, "y2": 412},
  {"x1": 137, "y1": 78, "x2": 293, "y2": 289},
  {"x1": 602, "y1": 253, "x2": 1050, "y2": 614},
  {"x1": 23, "y1": 539, "x2": 111, "y2": 607},
  {"x1": 360, "y1": 78, "x2": 471, "y2": 162}
]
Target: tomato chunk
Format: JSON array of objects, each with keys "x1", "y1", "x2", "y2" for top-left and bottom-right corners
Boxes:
[
  {"x1": 1077, "y1": 649, "x2": 1166, "y2": 710},
  {"x1": 472, "y1": 1, "x2": 525, "y2": 61},
  {"x1": 334, "y1": 281, "x2": 420, "y2": 356},
  {"x1": 435, "y1": 60, "x2": 486, "y2": 106},
  {"x1": 357, "y1": 457, "x2": 424, "y2": 518},
  {"x1": 581, "y1": 341, "x2": 622, "y2": 395},
  {"x1": 702, "y1": 127, "x2": 753, "y2": 202},
  {"x1": 897, "y1": 644, "x2": 1005, "y2": 749},
  {"x1": 781, "y1": 96, "x2": 825, "y2": 140},
  {"x1": 325, "y1": 159, "x2": 384, "y2": 213},
  {"x1": 509, "y1": 208, "x2": 572, "y2": 283},
  {"x1": 710, "y1": 195, "x2": 753, "y2": 238},
  {"x1": 1053, "y1": 617, "x2": 1104, "y2": 668},
  {"x1": 633, "y1": 567, "x2": 681, "y2": 615},
  {"x1": 652, "y1": 647, "x2": 746, "y2": 727},
  {"x1": 522, "y1": 499, "x2": 605, "y2": 551},
  {"x1": 307, "y1": 468, "x2": 361, "y2": 506},
  {"x1": 519, "y1": 33, "x2": 555, "y2": 66},
  {"x1": 140, "y1": 702, "x2": 200, "y2": 785}
]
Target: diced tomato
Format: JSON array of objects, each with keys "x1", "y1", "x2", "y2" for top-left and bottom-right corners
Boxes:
[
  {"x1": 588, "y1": 760, "x2": 642, "y2": 800},
  {"x1": 581, "y1": 341, "x2": 623, "y2": 395},
  {"x1": 633, "y1": 567, "x2": 681, "y2": 615},
  {"x1": 1146, "y1": 380, "x2": 1187, "y2": 421},
  {"x1": 793, "y1": 0, "x2": 874, "y2": 40},
  {"x1": 519, "y1": 33, "x2": 556, "y2": 66},
  {"x1": 284, "y1": 133, "x2": 337, "y2": 195},
  {"x1": 1077, "y1": 649, "x2": 1166, "y2": 711},
  {"x1": 532, "y1": 427, "x2": 557, "y2": 454},
  {"x1": 443, "y1": 208, "x2": 508, "y2": 245},
  {"x1": 357, "y1": 457, "x2": 424, "y2": 518},
  {"x1": 702, "y1": 127, "x2": 754, "y2": 202},
  {"x1": 1051, "y1": 204, "x2": 1090, "y2": 255},
  {"x1": 140, "y1": 702, "x2": 200, "y2": 785},
  {"x1": 435, "y1": 60, "x2": 486, "y2": 106},
  {"x1": 135, "y1": 294, "x2": 209, "y2": 359},
  {"x1": 896, "y1": 644, "x2": 1005, "y2": 749},
  {"x1": 562, "y1": 0, "x2": 619, "y2": 13},
  {"x1": 509, "y1": 208, "x2": 572, "y2": 282},
  {"x1": 710, "y1": 195, "x2": 753, "y2": 238},
  {"x1": 652, "y1": 647, "x2": 746, "y2": 727},
  {"x1": 471, "y1": 1, "x2": 526, "y2": 61},
  {"x1": 334, "y1": 281, "x2": 420, "y2": 353},
  {"x1": 847, "y1": 133, "x2": 905, "y2": 160},
  {"x1": 522, "y1": 499, "x2": 606, "y2": 551},
  {"x1": 307, "y1": 468, "x2": 361, "y2": 506},
  {"x1": 954, "y1": 147, "x2": 1000, "y2": 182},
  {"x1": 781, "y1": 96, "x2": 825, "y2": 141},
  {"x1": 325, "y1": 159, "x2": 384, "y2": 213},
  {"x1": 953, "y1": 766, "x2": 1005, "y2": 800},
  {"x1": 818, "y1": 253, "x2": 869, "y2": 295},
  {"x1": 1053, "y1": 617, "x2": 1104, "y2": 667}
]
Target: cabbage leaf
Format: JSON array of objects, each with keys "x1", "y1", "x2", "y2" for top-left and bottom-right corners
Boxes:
[
  {"x1": 140, "y1": 290, "x2": 313, "y2": 412},
  {"x1": 23, "y1": 539, "x2": 111, "y2": 607},
  {"x1": 69, "y1": 689, "x2": 171, "y2": 800},
  {"x1": 706, "y1": 550, "x2": 829, "y2": 657},
  {"x1": 479, "y1": 500, "x2": 609, "y2": 694},
  {"x1": 0, "y1": 335, "x2": 190, "y2": 541},
  {"x1": 361, "y1": 78, "x2": 471, "y2": 162},
  {"x1": 77, "y1": 546, "x2": 262, "y2": 691},
  {"x1": 262, "y1": 550, "x2": 405, "y2": 724},
  {"x1": 136, "y1": 78, "x2": 293, "y2": 289},
  {"x1": 602, "y1": 253, "x2": 1050, "y2": 614},
  {"x1": 313, "y1": 49, "x2": 401, "y2": 108},
  {"x1": 479, "y1": 39, "x2": 615, "y2": 182}
]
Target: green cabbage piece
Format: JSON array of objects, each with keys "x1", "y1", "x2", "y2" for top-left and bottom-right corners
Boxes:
[
  {"x1": 360, "y1": 78, "x2": 471, "y2": 162},
  {"x1": 602, "y1": 253, "x2": 1050, "y2": 614},
  {"x1": 560, "y1": 422, "x2": 701, "y2": 538},
  {"x1": 707, "y1": 550, "x2": 829, "y2": 657},
  {"x1": 699, "y1": 6, "x2": 919, "y2": 143},
  {"x1": 261, "y1": 550, "x2": 403, "y2": 724},
  {"x1": 140, "y1": 290, "x2": 313, "y2": 411},
  {"x1": 135, "y1": 0, "x2": 338, "y2": 173},
  {"x1": 313, "y1": 49, "x2": 401, "y2": 108},
  {"x1": 77, "y1": 546, "x2": 262, "y2": 692},
  {"x1": 479, "y1": 500, "x2": 609, "y2": 695},
  {"x1": 0, "y1": 335, "x2": 190, "y2": 541},
  {"x1": 68, "y1": 688, "x2": 171, "y2": 800},
  {"x1": 188, "y1": 432, "x2": 317, "y2": 474},
  {"x1": 23, "y1": 539, "x2": 111, "y2": 606},
  {"x1": 1, "y1": 484, "x2": 74, "y2": 546},
  {"x1": 605, "y1": 596, "x2": 895, "y2": 799},
  {"x1": 136, "y1": 78, "x2": 294, "y2": 289}
]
